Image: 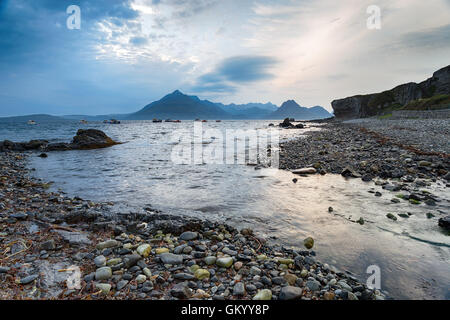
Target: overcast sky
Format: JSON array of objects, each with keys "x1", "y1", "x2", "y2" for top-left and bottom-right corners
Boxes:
[{"x1": 0, "y1": 0, "x2": 449, "y2": 116}]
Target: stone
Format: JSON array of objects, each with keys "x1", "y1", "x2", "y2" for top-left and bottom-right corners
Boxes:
[
  {"x1": 341, "y1": 167, "x2": 361, "y2": 178},
  {"x1": 71, "y1": 129, "x2": 119, "y2": 150},
  {"x1": 338, "y1": 281, "x2": 353, "y2": 292},
  {"x1": 284, "y1": 274, "x2": 298, "y2": 286},
  {"x1": 347, "y1": 292, "x2": 359, "y2": 300},
  {"x1": 438, "y1": 216, "x2": 450, "y2": 230},
  {"x1": 292, "y1": 167, "x2": 317, "y2": 175},
  {"x1": 250, "y1": 266, "x2": 261, "y2": 276},
  {"x1": 234, "y1": 262, "x2": 243, "y2": 270},
  {"x1": 233, "y1": 282, "x2": 245, "y2": 296},
  {"x1": 278, "y1": 258, "x2": 294, "y2": 265},
  {"x1": 418, "y1": 161, "x2": 431, "y2": 167},
  {"x1": 136, "y1": 275, "x2": 147, "y2": 284},
  {"x1": 306, "y1": 279, "x2": 321, "y2": 291},
  {"x1": 194, "y1": 269, "x2": 211, "y2": 280},
  {"x1": 10, "y1": 212, "x2": 28, "y2": 220},
  {"x1": 96, "y1": 239, "x2": 120, "y2": 250},
  {"x1": 95, "y1": 283, "x2": 111, "y2": 295},
  {"x1": 159, "y1": 253, "x2": 183, "y2": 265},
  {"x1": 40, "y1": 240, "x2": 56, "y2": 251},
  {"x1": 19, "y1": 274, "x2": 39, "y2": 285},
  {"x1": 216, "y1": 257, "x2": 233, "y2": 268},
  {"x1": 94, "y1": 255, "x2": 106, "y2": 267},
  {"x1": 123, "y1": 254, "x2": 141, "y2": 268},
  {"x1": 179, "y1": 231, "x2": 198, "y2": 241},
  {"x1": 143, "y1": 267, "x2": 152, "y2": 278},
  {"x1": 174, "y1": 273, "x2": 195, "y2": 281},
  {"x1": 253, "y1": 289, "x2": 272, "y2": 300},
  {"x1": 136, "y1": 244, "x2": 152, "y2": 257},
  {"x1": 323, "y1": 292, "x2": 335, "y2": 300},
  {"x1": 0, "y1": 266, "x2": 11, "y2": 273},
  {"x1": 303, "y1": 237, "x2": 314, "y2": 249},
  {"x1": 279, "y1": 286, "x2": 303, "y2": 300},
  {"x1": 116, "y1": 280, "x2": 128, "y2": 291},
  {"x1": 170, "y1": 282, "x2": 192, "y2": 299},
  {"x1": 204, "y1": 256, "x2": 217, "y2": 265},
  {"x1": 95, "y1": 267, "x2": 112, "y2": 280},
  {"x1": 386, "y1": 213, "x2": 397, "y2": 221},
  {"x1": 155, "y1": 247, "x2": 169, "y2": 254}
]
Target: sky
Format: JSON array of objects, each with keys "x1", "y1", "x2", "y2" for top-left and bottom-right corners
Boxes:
[{"x1": 0, "y1": 0, "x2": 449, "y2": 116}]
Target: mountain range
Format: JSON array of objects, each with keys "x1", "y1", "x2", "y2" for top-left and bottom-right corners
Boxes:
[
  {"x1": 126, "y1": 90, "x2": 332, "y2": 120},
  {"x1": 0, "y1": 90, "x2": 333, "y2": 122}
]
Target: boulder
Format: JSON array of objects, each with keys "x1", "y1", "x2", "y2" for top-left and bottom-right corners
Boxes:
[
  {"x1": 341, "y1": 167, "x2": 361, "y2": 178},
  {"x1": 71, "y1": 129, "x2": 119, "y2": 150},
  {"x1": 438, "y1": 216, "x2": 450, "y2": 230},
  {"x1": 279, "y1": 118, "x2": 292, "y2": 128}
]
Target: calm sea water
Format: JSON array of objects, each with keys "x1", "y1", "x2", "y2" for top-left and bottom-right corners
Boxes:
[{"x1": 1, "y1": 120, "x2": 449, "y2": 299}]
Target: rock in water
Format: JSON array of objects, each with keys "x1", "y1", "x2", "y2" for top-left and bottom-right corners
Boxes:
[
  {"x1": 71, "y1": 129, "x2": 119, "y2": 150},
  {"x1": 303, "y1": 237, "x2": 314, "y2": 249},
  {"x1": 279, "y1": 286, "x2": 303, "y2": 300},
  {"x1": 292, "y1": 167, "x2": 317, "y2": 175},
  {"x1": 279, "y1": 118, "x2": 293, "y2": 128},
  {"x1": 341, "y1": 167, "x2": 361, "y2": 178},
  {"x1": 438, "y1": 216, "x2": 450, "y2": 230}
]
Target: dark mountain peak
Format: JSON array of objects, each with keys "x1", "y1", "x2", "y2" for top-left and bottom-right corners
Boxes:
[
  {"x1": 280, "y1": 100, "x2": 301, "y2": 109},
  {"x1": 171, "y1": 89, "x2": 184, "y2": 95}
]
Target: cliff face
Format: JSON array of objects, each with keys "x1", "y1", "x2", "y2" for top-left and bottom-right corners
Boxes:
[{"x1": 332, "y1": 65, "x2": 450, "y2": 119}]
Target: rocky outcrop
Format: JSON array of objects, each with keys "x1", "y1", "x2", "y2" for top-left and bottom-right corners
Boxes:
[
  {"x1": 332, "y1": 65, "x2": 450, "y2": 119},
  {"x1": 71, "y1": 129, "x2": 119, "y2": 150},
  {"x1": 0, "y1": 129, "x2": 119, "y2": 152}
]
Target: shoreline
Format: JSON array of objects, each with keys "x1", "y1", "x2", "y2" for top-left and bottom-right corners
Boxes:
[
  {"x1": 0, "y1": 146, "x2": 384, "y2": 300},
  {"x1": 2, "y1": 117, "x2": 449, "y2": 300}
]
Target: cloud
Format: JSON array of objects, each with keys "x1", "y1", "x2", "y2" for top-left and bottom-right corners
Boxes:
[
  {"x1": 191, "y1": 55, "x2": 278, "y2": 94},
  {"x1": 217, "y1": 56, "x2": 278, "y2": 83},
  {"x1": 394, "y1": 24, "x2": 450, "y2": 50}
]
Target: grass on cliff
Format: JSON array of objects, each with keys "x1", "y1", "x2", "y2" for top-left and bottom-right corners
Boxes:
[{"x1": 401, "y1": 94, "x2": 450, "y2": 111}]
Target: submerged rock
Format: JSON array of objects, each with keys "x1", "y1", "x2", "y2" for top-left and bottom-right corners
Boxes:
[
  {"x1": 438, "y1": 216, "x2": 450, "y2": 230},
  {"x1": 303, "y1": 237, "x2": 314, "y2": 249}
]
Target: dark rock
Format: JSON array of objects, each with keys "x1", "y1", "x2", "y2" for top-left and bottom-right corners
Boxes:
[
  {"x1": 71, "y1": 129, "x2": 119, "y2": 150},
  {"x1": 123, "y1": 254, "x2": 142, "y2": 268},
  {"x1": 170, "y1": 282, "x2": 192, "y2": 299},
  {"x1": 19, "y1": 274, "x2": 39, "y2": 285},
  {"x1": 279, "y1": 118, "x2": 292, "y2": 128},
  {"x1": 438, "y1": 216, "x2": 450, "y2": 230},
  {"x1": 341, "y1": 167, "x2": 361, "y2": 178},
  {"x1": 279, "y1": 286, "x2": 303, "y2": 300},
  {"x1": 40, "y1": 240, "x2": 56, "y2": 251}
]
